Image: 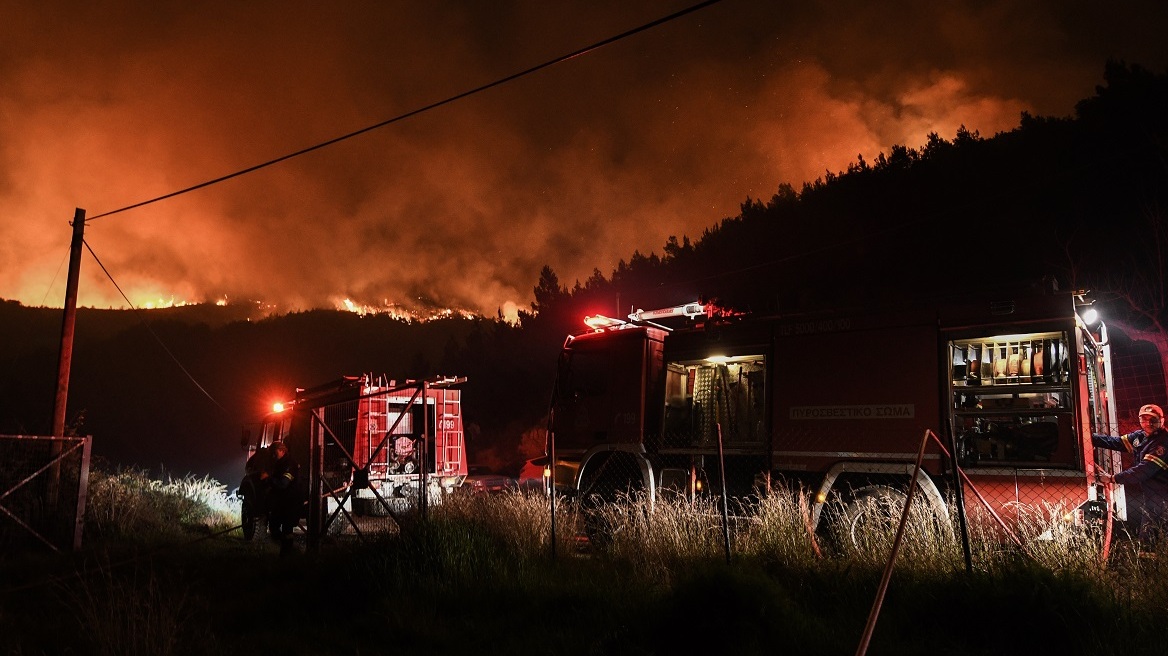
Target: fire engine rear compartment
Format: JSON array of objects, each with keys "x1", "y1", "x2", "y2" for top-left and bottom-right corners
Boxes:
[{"x1": 242, "y1": 376, "x2": 468, "y2": 542}]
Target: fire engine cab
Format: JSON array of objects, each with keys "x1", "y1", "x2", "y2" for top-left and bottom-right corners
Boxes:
[
  {"x1": 549, "y1": 283, "x2": 1125, "y2": 535},
  {"x1": 239, "y1": 374, "x2": 467, "y2": 540}
]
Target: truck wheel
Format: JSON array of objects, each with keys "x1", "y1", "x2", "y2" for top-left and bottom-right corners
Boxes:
[
  {"x1": 842, "y1": 485, "x2": 907, "y2": 548},
  {"x1": 833, "y1": 484, "x2": 949, "y2": 552},
  {"x1": 579, "y1": 452, "x2": 646, "y2": 502},
  {"x1": 241, "y1": 497, "x2": 257, "y2": 540}
]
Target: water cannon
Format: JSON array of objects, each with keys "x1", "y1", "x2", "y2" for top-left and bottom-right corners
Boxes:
[
  {"x1": 583, "y1": 302, "x2": 708, "y2": 332},
  {"x1": 627, "y1": 302, "x2": 705, "y2": 323}
]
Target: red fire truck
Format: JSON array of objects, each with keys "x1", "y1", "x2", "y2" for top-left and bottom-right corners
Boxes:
[
  {"x1": 548, "y1": 284, "x2": 1126, "y2": 536},
  {"x1": 239, "y1": 374, "x2": 467, "y2": 540}
]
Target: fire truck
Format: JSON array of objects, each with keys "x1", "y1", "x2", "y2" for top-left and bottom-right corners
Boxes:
[
  {"x1": 548, "y1": 283, "x2": 1126, "y2": 536},
  {"x1": 238, "y1": 374, "x2": 467, "y2": 540}
]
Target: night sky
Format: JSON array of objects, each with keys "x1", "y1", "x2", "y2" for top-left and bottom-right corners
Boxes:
[{"x1": 3, "y1": 1, "x2": 1167, "y2": 319}]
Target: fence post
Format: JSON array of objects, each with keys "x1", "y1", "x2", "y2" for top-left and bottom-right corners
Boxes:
[
  {"x1": 717, "y1": 423, "x2": 731, "y2": 564},
  {"x1": 73, "y1": 436, "x2": 92, "y2": 551},
  {"x1": 855, "y1": 429, "x2": 931, "y2": 656},
  {"x1": 549, "y1": 422, "x2": 557, "y2": 561},
  {"x1": 421, "y1": 381, "x2": 430, "y2": 521},
  {"x1": 946, "y1": 429, "x2": 974, "y2": 573},
  {"x1": 308, "y1": 409, "x2": 324, "y2": 553}
]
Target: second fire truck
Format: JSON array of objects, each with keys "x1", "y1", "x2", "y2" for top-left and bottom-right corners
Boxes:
[
  {"x1": 548, "y1": 283, "x2": 1126, "y2": 536},
  {"x1": 239, "y1": 374, "x2": 468, "y2": 541}
]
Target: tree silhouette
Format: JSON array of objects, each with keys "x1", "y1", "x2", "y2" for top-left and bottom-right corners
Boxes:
[{"x1": 1085, "y1": 204, "x2": 1168, "y2": 394}]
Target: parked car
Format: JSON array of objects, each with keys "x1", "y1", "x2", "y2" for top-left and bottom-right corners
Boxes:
[
  {"x1": 461, "y1": 465, "x2": 517, "y2": 495},
  {"x1": 517, "y1": 457, "x2": 549, "y2": 493}
]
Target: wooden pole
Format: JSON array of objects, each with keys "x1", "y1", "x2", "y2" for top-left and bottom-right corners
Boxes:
[{"x1": 52, "y1": 208, "x2": 86, "y2": 437}]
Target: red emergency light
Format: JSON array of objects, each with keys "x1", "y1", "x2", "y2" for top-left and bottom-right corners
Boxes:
[{"x1": 583, "y1": 314, "x2": 626, "y2": 330}]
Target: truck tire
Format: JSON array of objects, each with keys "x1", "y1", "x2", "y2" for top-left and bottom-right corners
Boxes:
[
  {"x1": 842, "y1": 485, "x2": 907, "y2": 548},
  {"x1": 579, "y1": 451, "x2": 646, "y2": 502},
  {"x1": 241, "y1": 496, "x2": 257, "y2": 540},
  {"x1": 832, "y1": 484, "x2": 949, "y2": 552}
]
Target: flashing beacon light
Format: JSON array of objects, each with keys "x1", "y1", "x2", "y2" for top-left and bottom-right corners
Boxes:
[
  {"x1": 584, "y1": 314, "x2": 625, "y2": 330},
  {"x1": 272, "y1": 402, "x2": 286, "y2": 413}
]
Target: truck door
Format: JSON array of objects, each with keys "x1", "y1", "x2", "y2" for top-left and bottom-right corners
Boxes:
[
  {"x1": 551, "y1": 328, "x2": 660, "y2": 452},
  {"x1": 1079, "y1": 325, "x2": 1119, "y2": 450},
  {"x1": 1080, "y1": 322, "x2": 1125, "y2": 519}
]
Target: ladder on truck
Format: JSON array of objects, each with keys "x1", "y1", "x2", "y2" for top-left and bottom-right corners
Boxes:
[
  {"x1": 362, "y1": 385, "x2": 393, "y2": 473},
  {"x1": 435, "y1": 387, "x2": 464, "y2": 474},
  {"x1": 358, "y1": 377, "x2": 465, "y2": 475}
]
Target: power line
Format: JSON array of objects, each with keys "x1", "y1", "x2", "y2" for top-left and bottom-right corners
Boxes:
[
  {"x1": 86, "y1": 0, "x2": 724, "y2": 223},
  {"x1": 39, "y1": 248, "x2": 69, "y2": 307},
  {"x1": 81, "y1": 239, "x2": 228, "y2": 413}
]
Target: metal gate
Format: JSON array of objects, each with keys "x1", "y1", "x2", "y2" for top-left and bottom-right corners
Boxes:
[{"x1": 0, "y1": 434, "x2": 92, "y2": 552}]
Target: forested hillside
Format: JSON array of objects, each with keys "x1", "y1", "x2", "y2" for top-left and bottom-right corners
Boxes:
[
  {"x1": 536, "y1": 62, "x2": 1166, "y2": 325},
  {"x1": 2, "y1": 62, "x2": 1165, "y2": 483}
]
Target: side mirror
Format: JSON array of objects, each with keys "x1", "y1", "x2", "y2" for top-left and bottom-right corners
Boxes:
[{"x1": 240, "y1": 428, "x2": 252, "y2": 449}]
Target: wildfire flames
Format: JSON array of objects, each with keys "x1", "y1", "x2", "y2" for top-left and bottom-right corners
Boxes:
[
  {"x1": 127, "y1": 293, "x2": 473, "y2": 323},
  {"x1": 335, "y1": 298, "x2": 477, "y2": 321},
  {"x1": 141, "y1": 297, "x2": 191, "y2": 310}
]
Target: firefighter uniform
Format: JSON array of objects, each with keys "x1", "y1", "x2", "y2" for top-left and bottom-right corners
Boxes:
[
  {"x1": 1093, "y1": 403, "x2": 1168, "y2": 542},
  {"x1": 269, "y1": 443, "x2": 301, "y2": 546}
]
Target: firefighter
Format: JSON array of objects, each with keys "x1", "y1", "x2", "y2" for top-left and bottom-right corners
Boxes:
[
  {"x1": 1093, "y1": 403, "x2": 1168, "y2": 545},
  {"x1": 268, "y1": 441, "x2": 301, "y2": 552}
]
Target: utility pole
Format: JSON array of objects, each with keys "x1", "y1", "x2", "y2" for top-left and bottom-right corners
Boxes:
[{"x1": 52, "y1": 208, "x2": 85, "y2": 437}]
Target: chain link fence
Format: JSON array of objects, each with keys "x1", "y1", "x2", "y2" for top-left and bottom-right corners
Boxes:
[
  {"x1": 1112, "y1": 337, "x2": 1166, "y2": 426},
  {"x1": 0, "y1": 434, "x2": 91, "y2": 552}
]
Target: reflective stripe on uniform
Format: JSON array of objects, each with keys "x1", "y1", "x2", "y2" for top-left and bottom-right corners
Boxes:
[{"x1": 1144, "y1": 454, "x2": 1168, "y2": 470}]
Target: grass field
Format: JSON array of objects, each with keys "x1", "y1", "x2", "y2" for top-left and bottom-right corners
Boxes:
[{"x1": 1, "y1": 468, "x2": 1164, "y2": 655}]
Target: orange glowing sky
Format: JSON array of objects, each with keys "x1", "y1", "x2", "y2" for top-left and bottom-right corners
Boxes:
[{"x1": 3, "y1": 1, "x2": 1165, "y2": 320}]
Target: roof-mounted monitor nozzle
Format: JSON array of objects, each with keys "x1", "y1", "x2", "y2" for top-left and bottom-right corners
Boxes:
[
  {"x1": 583, "y1": 302, "x2": 708, "y2": 333},
  {"x1": 628, "y1": 302, "x2": 705, "y2": 323}
]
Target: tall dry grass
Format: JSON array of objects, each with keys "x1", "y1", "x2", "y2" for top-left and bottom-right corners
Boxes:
[
  {"x1": 6, "y1": 469, "x2": 1164, "y2": 655},
  {"x1": 569, "y1": 481, "x2": 1162, "y2": 591},
  {"x1": 58, "y1": 558, "x2": 216, "y2": 656},
  {"x1": 434, "y1": 489, "x2": 581, "y2": 561},
  {"x1": 85, "y1": 468, "x2": 238, "y2": 540}
]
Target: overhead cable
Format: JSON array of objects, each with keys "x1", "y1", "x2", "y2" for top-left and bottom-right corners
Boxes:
[
  {"x1": 81, "y1": 239, "x2": 228, "y2": 413},
  {"x1": 86, "y1": 0, "x2": 724, "y2": 222}
]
